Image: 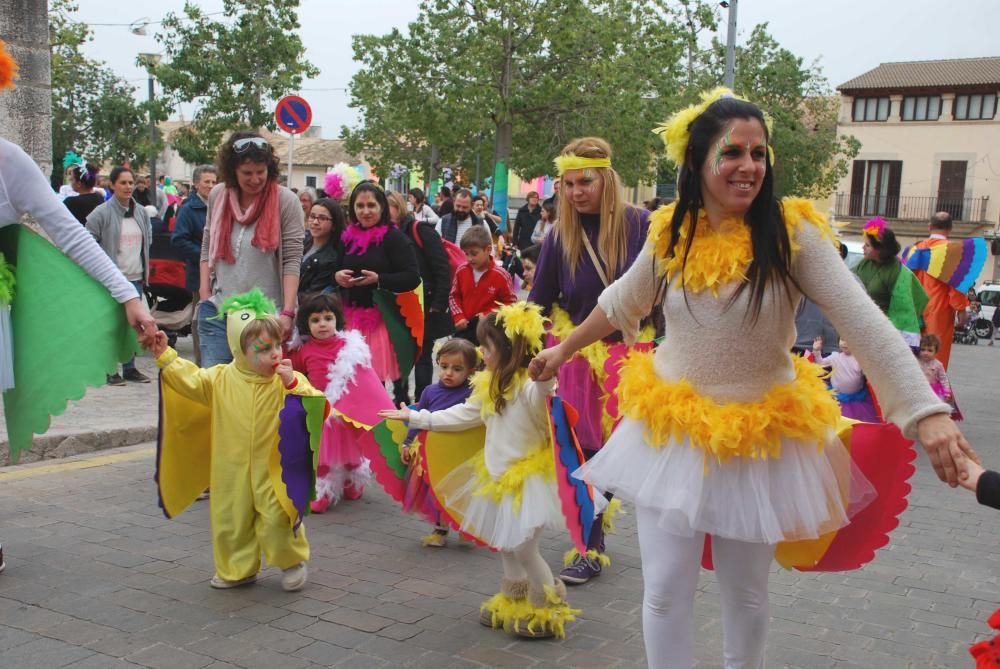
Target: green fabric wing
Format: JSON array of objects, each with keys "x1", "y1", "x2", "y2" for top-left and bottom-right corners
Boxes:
[
  {"x1": 1, "y1": 226, "x2": 140, "y2": 462},
  {"x1": 372, "y1": 289, "x2": 417, "y2": 379},
  {"x1": 887, "y1": 265, "x2": 929, "y2": 339}
]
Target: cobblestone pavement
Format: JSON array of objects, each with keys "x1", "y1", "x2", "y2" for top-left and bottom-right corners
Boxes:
[{"x1": 1, "y1": 344, "x2": 999, "y2": 668}]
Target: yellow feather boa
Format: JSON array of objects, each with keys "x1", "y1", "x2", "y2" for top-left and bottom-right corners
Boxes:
[
  {"x1": 471, "y1": 443, "x2": 554, "y2": 512},
  {"x1": 468, "y1": 368, "x2": 528, "y2": 418},
  {"x1": 618, "y1": 351, "x2": 840, "y2": 462},
  {"x1": 647, "y1": 198, "x2": 838, "y2": 295}
]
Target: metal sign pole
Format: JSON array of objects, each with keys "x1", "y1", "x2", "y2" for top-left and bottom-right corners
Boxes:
[{"x1": 288, "y1": 133, "x2": 295, "y2": 190}]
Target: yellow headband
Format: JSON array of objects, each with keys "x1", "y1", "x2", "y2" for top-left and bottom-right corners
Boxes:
[
  {"x1": 653, "y1": 86, "x2": 774, "y2": 166},
  {"x1": 494, "y1": 301, "x2": 547, "y2": 354},
  {"x1": 553, "y1": 154, "x2": 612, "y2": 176}
]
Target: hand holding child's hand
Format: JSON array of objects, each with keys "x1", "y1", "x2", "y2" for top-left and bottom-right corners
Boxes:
[
  {"x1": 379, "y1": 402, "x2": 412, "y2": 423},
  {"x1": 149, "y1": 330, "x2": 169, "y2": 357},
  {"x1": 276, "y1": 358, "x2": 295, "y2": 386},
  {"x1": 960, "y1": 458, "x2": 985, "y2": 492}
]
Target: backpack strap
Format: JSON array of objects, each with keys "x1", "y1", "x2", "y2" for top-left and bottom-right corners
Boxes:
[{"x1": 409, "y1": 220, "x2": 425, "y2": 249}]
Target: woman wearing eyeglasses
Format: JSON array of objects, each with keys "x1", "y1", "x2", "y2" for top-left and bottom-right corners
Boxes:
[
  {"x1": 198, "y1": 132, "x2": 305, "y2": 366},
  {"x1": 299, "y1": 197, "x2": 345, "y2": 296}
]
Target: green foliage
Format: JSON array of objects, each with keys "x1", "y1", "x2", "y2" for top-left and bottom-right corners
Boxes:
[
  {"x1": 49, "y1": 0, "x2": 168, "y2": 185},
  {"x1": 153, "y1": 0, "x2": 319, "y2": 164},
  {"x1": 344, "y1": 0, "x2": 686, "y2": 187}
]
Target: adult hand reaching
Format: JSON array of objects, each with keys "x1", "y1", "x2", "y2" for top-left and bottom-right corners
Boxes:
[
  {"x1": 123, "y1": 297, "x2": 157, "y2": 348},
  {"x1": 916, "y1": 412, "x2": 980, "y2": 487},
  {"x1": 529, "y1": 343, "x2": 570, "y2": 382}
]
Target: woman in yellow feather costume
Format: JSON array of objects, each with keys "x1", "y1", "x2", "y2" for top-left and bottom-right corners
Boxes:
[{"x1": 530, "y1": 89, "x2": 976, "y2": 668}]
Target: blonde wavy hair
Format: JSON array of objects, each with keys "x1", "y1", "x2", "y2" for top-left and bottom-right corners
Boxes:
[{"x1": 554, "y1": 137, "x2": 629, "y2": 278}]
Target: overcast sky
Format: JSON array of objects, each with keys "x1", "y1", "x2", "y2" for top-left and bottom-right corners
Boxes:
[{"x1": 80, "y1": 0, "x2": 1000, "y2": 139}]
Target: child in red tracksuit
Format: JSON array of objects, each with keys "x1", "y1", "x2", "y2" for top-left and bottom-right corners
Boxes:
[{"x1": 449, "y1": 225, "x2": 516, "y2": 345}]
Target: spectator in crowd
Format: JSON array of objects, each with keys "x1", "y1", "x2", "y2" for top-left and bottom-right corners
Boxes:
[
  {"x1": 172, "y1": 165, "x2": 217, "y2": 298},
  {"x1": 512, "y1": 191, "x2": 542, "y2": 250},
  {"x1": 299, "y1": 197, "x2": 345, "y2": 296},
  {"x1": 437, "y1": 188, "x2": 490, "y2": 244},
  {"x1": 86, "y1": 166, "x2": 153, "y2": 385},
  {"x1": 436, "y1": 185, "x2": 454, "y2": 216},
  {"x1": 448, "y1": 225, "x2": 516, "y2": 345},
  {"x1": 198, "y1": 132, "x2": 304, "y2": 366},
  {"x1": 408, "y1": 187, "x2": 440, "y2": 226},
  {"x1": 299, "y1": 187, "x2": 317, "y2": 225},
  {"x1": 473, "y1": 194, "x2": 502, "y2": 234},
  {"x1": 531, "y1": 200, "x2": 556, "y2": 245},
  {"x1": 63, "y1": 161, "x2": 105, "y2": 225}
]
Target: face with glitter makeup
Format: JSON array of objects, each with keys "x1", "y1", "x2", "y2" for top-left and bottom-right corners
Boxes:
[
  {"x1": 245, "y1": 335, "x2": 282, "y2": 376},
  {"x1": 701, "y1": 118, "x2": 767, "y2": 221}
]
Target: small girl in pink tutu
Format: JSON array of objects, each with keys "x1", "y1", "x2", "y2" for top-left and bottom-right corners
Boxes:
[
  {"x1": 288, "y1": 292, "x2": 395, "y2": 512},
  {"x1": 400, "y1": 338, "x2": 478, "y2": 547},
  {"x1": 812, "y1": 336, "x2": 880, "y2": 422},
  {"x1": 918, "y1": 334, "x2": 963, "y2": 421}
]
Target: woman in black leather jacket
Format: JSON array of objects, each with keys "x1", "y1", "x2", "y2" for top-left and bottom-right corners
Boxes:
[{"x1": 299, "y1": 197, "x2": 345, "y2": 296}]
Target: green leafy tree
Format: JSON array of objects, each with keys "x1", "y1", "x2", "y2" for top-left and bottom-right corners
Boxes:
[
  {"x1": 153, "y1": 0, "x2": 320, "y2": 164},
  {"x1": 344, "y1": 0, "x2": 686, "y2": 187},
  {"x1": 49, "y1": 0, "x2": 168, "y2": 187}
]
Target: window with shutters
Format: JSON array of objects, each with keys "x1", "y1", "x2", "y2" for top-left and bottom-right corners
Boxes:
[
  {"x1": 901, "y1": 96, "x2": 942, "y2": 121},
  {"x1": 953, "y1": 93, "x2": 997, "y2": 120},
  {"x1": 848, "y1": 160, "x2": 902, "y2": 218},
  {"x1": 852, "y1": 97, "x2": 891, "y2": 122}
]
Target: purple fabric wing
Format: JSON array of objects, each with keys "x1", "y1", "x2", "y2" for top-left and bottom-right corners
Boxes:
[{"x1": 278, "y1": 395, "x2": 315, "y2": 529}]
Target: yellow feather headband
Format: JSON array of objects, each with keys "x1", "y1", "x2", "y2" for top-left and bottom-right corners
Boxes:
[
  {"x1": 553, "y1": 154, "x2": 612, "y2": 176},
  {"x1": 653, "y1": 86, "x2": 774, "y2": 166},
  {"x1": 495, "y1": 301, "x2": 547, "y2": 354}
]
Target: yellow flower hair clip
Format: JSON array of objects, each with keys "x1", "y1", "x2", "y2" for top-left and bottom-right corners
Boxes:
[
  {"x1": 653, "y1": 86, "x2": 774, "y2": 166},
  {"x1": 495, "y1": 301, "x2": 548, "y2": 354}
]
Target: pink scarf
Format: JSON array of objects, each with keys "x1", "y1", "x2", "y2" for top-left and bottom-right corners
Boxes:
[{"x1": 208, "y1": 180, "x2": 281, "y2": 267}]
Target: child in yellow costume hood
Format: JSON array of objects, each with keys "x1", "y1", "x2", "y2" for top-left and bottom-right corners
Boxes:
[{"x1": 149, "y1": 288, "x2": 326, "y2": 591}]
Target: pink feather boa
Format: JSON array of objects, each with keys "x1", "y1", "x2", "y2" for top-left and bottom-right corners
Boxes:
[{"x1": 341, "y1": 222, "x2": 392, "y2": 256}]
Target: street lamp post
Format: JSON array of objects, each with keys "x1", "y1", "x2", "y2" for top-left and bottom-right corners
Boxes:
[
  {"x1": 138, "y1": 53, "x2": 161, "y2": 197},
  {"x1": 721, "y1": 0, "x2": 738, "y2": 89}
]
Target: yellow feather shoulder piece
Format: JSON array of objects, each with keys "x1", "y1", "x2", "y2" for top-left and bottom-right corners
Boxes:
[
  {"x1": 469, "y1": 369, "x2": 528, "y2": 419},
  {"x1": 781, "y1": 197, "x2": 839, "y2": 250}
]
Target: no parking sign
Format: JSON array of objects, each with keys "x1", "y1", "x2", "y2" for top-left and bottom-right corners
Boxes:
[{"x1": 275, "y1": 95, "x2": 312, "y2": 135}]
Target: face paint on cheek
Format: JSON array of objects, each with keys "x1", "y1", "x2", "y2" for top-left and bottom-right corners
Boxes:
[
  {"x1": 251, "y1": 339, "x2": 276, "y2": 369},
  {"x1": 711, "y1": 129, "x2": 732, "y2": 176}
]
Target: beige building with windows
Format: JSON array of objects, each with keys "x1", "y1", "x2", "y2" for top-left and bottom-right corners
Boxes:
[{"x1": 833, "y1": 57, "x2": 1000, "y2": 279}]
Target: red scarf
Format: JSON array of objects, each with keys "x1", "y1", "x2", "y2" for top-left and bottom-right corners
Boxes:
[{"x1": 208, "y1": 180, "x2": 281, "y2": 267}]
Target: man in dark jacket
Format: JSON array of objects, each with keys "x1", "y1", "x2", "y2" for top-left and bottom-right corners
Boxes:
[
  {"x1": 512, "y1": 191, "x2": 541, "y2": 250},
  {"x1": 171, "y1": 165, "x2": 216, "y2": 294},
  {"x1": 436, "y1": 189, "x2": 489, "y2": 244}
]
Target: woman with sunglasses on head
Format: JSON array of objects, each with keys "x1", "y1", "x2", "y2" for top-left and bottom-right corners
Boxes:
[
  {"x1": 530, "y1": 89, "x2": 976, "y2": 668},
  {"x1": 299, "y1": 197, "x2": 345, "y2": 297},
  {"x1": 198, "y1": 132, "x2": 304, "y2": 366}
]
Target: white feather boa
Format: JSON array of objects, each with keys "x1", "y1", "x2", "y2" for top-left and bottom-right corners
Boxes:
[
  {"x1": 315, "y1": 459, "x2": 372, "y2": 504},
  {"x1": 323, "y1": 330, "x2": 373, "y2": 408}
]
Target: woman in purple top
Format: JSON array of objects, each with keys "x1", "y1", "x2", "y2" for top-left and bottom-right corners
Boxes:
[{"x1": 528, "y1": 137, "x2": 653, "y2": 584}]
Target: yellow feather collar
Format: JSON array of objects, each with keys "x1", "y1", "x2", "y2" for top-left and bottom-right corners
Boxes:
[
  {"x1": 469, "y1": 369, "x2": 528, "y2": 418},
  {"x1": 647, "y1": 198, "x2": 837, "y2": 295}
]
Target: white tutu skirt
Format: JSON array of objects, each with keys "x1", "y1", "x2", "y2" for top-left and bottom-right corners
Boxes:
[
  {"x1": 574, "y1": 418, "x2": 876, "y2": 545},
  {"x1": 436, "y1": 461, "x2": 565, "y2": 551}
]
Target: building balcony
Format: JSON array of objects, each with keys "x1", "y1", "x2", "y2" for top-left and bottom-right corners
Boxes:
[{"x1": 833, "y1": 193, "x2": 990, "y2": 224}]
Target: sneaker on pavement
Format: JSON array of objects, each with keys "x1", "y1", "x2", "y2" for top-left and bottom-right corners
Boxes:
[
  {"x1": 559, "y1": 554, "x2": 602, "y2": 585},
  {"x1": 282, "y1": 562, "x2": 308, "y2": 592},
  {"x1": 123, "y1": 368, "x2": 151, "y2": 383},
  {"x1": 106, "y1": 373, "x2": 126, "y2": 386},
  {"x1": 209, "y1": 573, "x2": 257, "y2": 589}
]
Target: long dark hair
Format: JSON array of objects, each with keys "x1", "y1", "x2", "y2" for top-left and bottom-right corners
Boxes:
[
  {"x1": 476, "y1": 313, "x2": 533, "y2": 416},
  {"x1": 310, "y1": 197, "x2": 346, "y2": 246},
  {"x1": 669, "y1": 97, "x2": 797, "y2": 323}
]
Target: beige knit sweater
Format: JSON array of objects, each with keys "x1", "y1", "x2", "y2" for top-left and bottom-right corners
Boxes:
[{"x1": 598, "y1": 208, "x2": 950, "y2": 439}]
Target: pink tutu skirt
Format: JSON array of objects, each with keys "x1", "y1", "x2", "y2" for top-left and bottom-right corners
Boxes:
[
  {"x1": 344, "y1": 305, "x2": 399, "y2": 382},
  {"x1": 930, "y1": 382, "x2": 963, "y2": 421},
  {"x1": 546, "y1": 333, "x2": 605, "y2": 453}
]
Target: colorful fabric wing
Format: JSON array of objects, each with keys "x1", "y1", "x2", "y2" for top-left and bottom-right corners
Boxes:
[
  {"x1": 372, "y1": 287, "x2": 423, "y2": 379},
  {"x1": 333, "y1": 363, "x2": 396, "y2": 430},
  {"x1": 887, "y1": 265, "x2": 929, "y2": 347},
  {"x1": 155, "y1": 375, "x2": 211, "y2": 519},
  {"x1": 1, "y1": 225, "x2": 140, "y2": 462},
  {"x1": 395, "y1": 285, "x2": 425, "y2": 351},
  {"x1": 548, "y1": 396, "x2": 597, "y2": 554},
  {"x1": 701, "y1": 420, "x2": 916, "y2": 572},
  {"x1": 419, "y1": 425, "x2": 493, "y2": 548},
  {"x1": 276, "y1": 394, "x2": 329, "y2": 530},
  {"x1": 902, "y1": 237, "x2": 988, "y2": 294},
  {"x1": 369, "y1": 417, "x2": 412, "y2": 504}
]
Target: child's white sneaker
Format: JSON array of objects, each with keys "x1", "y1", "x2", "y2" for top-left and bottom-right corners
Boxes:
[
  {"x1": 281, "y1": 562, "x2": 308, "y2": 592},
  {"x1": 209, "y1": 573, "x2": 257, "y2": 589}
]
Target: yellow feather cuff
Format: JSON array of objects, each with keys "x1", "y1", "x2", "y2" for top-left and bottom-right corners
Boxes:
[
  {"x1": 553, "y1": 154, "x2": 612, "y2": 175},
  {"x1": 618, "y1": 351, "x2": 840, "y2": 463}
]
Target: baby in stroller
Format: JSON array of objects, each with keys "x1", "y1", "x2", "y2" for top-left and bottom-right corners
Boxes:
[{"x1": 146, "y1": 226, "x2": 195, "y2": 348}]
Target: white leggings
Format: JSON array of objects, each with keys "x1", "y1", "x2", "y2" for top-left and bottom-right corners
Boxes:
[
  {"x1": 500, "y1": 529, "x2": 555, "y2": 591},
  {"x1": 636, "y1": 506, "x2": 774, "y2": 669}
]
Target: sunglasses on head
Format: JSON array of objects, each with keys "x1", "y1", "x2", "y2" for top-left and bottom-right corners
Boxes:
[{"x1": 233, "y1": 137, "x2": 269, "y2": 153}]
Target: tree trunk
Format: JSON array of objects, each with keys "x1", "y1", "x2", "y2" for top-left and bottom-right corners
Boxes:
[{"x1": 490, "y1": 25, "x2": 513, "y2": 233}]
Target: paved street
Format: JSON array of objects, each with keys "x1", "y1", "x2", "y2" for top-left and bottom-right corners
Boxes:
[{"x1": 1, "y1": 343, "x2": 999, "y2": 668}]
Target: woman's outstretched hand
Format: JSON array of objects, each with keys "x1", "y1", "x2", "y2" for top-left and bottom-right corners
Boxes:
[
  {"x1": 529, "y1": 343, "x2": 569, "y2": 382},
  {"x1": 916, "y1": 412, "x2": 980, "y2": 487},
  {"x1": 379, "y1": 403, "x2": 412, "y2": 422}
]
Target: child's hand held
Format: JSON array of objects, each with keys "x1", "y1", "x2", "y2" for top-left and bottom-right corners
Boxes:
[
  {"x1": 276, "y1": 358, "x2": 295, "y2": 385},
  {"x1": 150, "y1": 330, "x2": 169, "y2": 357}
]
